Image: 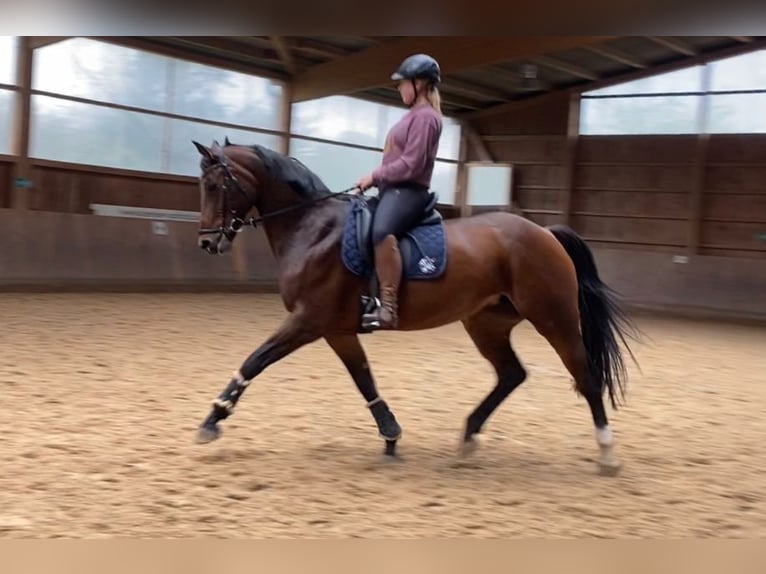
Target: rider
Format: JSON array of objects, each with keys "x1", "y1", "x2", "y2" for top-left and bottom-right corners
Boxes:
[{"x1": 355, "y1": 53, "x2": 444, "y2": 330}]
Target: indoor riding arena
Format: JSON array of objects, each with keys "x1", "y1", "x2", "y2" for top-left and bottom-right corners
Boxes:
[{"x1": 1, "y1": 36, "x2": 765, "y2": 539}]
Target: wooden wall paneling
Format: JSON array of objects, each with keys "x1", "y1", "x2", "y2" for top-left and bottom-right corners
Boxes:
[
  {"x1": 471, "y1": 94, "x2": 570, "y2": 136},
  {"x1": 514, "y1": 187, "x2": 562, "y2": 212},
  {"x1": 575, "y1": 164, "x2": 693, "y2": 191},
  {"x1": 701, "y1": 221, "x2": 766, "y2": 253},
  {"x1": 705, "y1": 165, "x2": 766, "y2": 193},
  {"x1": 0, "y1": 159, "x2": 13, "y2": 208},
  {"x1": 571, "y1": 214, "x2": 688, "y2": 247},
  {"x1": 483, "y1": 136, "x2": 567, "y2": 164},
  {"x1": 27, "y1": 163, "x2": 199, "y2": 214},
  {"x1": 703, "y1": 193, "x2": 766, "y2": 222},
  {"x1": 707, "y1": 134, "x2": 766, "y2": 164},
  {"x1": 578, "y1": 135, "x2": 697, "y2": 164},
  {"x1": 572, "y1": 189, "x2": 690, "y2": 219}
]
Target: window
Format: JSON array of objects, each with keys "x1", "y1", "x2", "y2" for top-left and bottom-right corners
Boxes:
[
  {"x1": 289, "y1": 138, "x2": 383, "y2": 192},
  {"x1": 585, "y1": 65, "x2": 703, "y2": 97},
  {"x1": 466, "y1": 164, "x2": 512, "y2": 206},
  {"x1": 580, "y1": 95, "x2": 702, "y2": 135},
  {"x1": 291, "y1": 94, "x2": 462, "y2": 161},
  {"x1": 288, "y1": 139, "x2": 458, "y2": 202},
  {"x1": 289, "y1": 94, "x2": 461, "y2": 201},
  {"x1": 707, "y1": 93, "x2": 766, "y2": 134},
  {"x1": 709, "y1": 50, "x2": 766, "y2": 91},
  {"x1": 167, "y1": 119, "x2": 281, "y2": 177},
  {"x1": 27, "y1": 38, "x2": 285, "y2": 173},
  {"x1": 0, "y1": 36, "x2": 16, "y2": 85},
  {"x1": 438, "y1": 116, "x2": 462, "y2": 161},
  {"x1": 33, "y1": 38, "x2": 171, "y2": 112},
  {"x1": 580, "y1": 50, "x2": 766, "y2": 135},
  {"x1": 172, "y1": 59, "x2": 283, "y2": 131},
  {"x1": 0, "y1": 36, "x2": 17, "y2": 154},
  {"x1": 30, "y1": 95, "x2": 166, "y2": 171},
  {"x1": 431, "y1": 161, "x2": 458, "y2": 204},
  {"x1": 291, "y1": 95, "x2": 407, "y2": 149},
  {"x1": 0, "y1": 89, "x2": 14, "y2": 154}
]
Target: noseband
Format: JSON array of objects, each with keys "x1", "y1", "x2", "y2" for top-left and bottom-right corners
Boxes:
[
  {"x1": 198, "y1": 155, "x2": 358, "y2": 241},
  {"x1": 198, "y1": 158, "x2": 253, "y2": 242}
]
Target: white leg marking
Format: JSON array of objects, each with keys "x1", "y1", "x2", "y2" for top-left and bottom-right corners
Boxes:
[
  {"x1": 595, "y1": 425, "x2": 613, "y2": 447},
  {"x1": 594, "y1": 425, "x2": 621, "y2": 474},
  {"x1": 232, "y1": 369, "x2": 249, "y2": 387}
]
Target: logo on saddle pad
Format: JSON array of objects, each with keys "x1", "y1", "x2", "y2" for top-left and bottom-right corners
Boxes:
[
  {"x1": 418, "y1": 255, "x2": 437, "y2": 275},
  {"x1": 341, "y1": 195, "x2": 448, "y2": 282}
]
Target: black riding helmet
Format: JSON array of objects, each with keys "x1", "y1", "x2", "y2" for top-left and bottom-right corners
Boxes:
[
  {"x1": 390, "y1": 53, "x2": 441, "y2": 85},
  {"x1": 391, "y1": 54, "x2": 441, "y2": 107}
]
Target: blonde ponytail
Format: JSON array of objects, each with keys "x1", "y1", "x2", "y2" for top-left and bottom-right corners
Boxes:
[{"x1": 426, "y1": 86, "x2": 442, "y2": 117}]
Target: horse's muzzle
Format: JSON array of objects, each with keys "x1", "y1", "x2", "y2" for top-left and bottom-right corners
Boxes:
[
  {"x1": 199, "y1": 236, "x2": 221, "y2": 255},
  {"x1": 198, "y1": 233, "x2": 233, "y2": 255}
]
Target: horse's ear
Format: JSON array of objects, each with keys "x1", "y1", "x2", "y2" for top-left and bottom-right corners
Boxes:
[
  {"x1": 211, "y1": 140, "x2": 224, "y2": 156},
  {"x1": 224, "y1": 136, "x2": 232, "y2": 146},
  {"x1": 192, "y1": 140, "x2": 214, "y2": 161}
]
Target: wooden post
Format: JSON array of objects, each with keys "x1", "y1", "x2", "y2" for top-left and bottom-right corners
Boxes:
[
  {"x1": 454, "y1": 124, "x2": 469, "y2": 217},
  {"x1": 560, "y1": 93, "x2": 580, "y2": 226},
  {"x1": 689, "y1": 63, "x2": 712, "y2": 255},
  {"x1": 279, "y1": 81, "x2": 293, "y2": 156},
  {"x1": 10, "y1": 37, "x2": 33, "y2": 210}
]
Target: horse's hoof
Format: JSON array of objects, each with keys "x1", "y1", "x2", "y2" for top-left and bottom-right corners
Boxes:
[
  {"x1": 597, "y1": 459, "x2": 622, "y2": 477},
  {"x1": 195, "y1": 425, "x2": 221, "y2": 445},
  {"x1": 379, "y1": 452, "x2": 404, "y2": 465},
  {"x1": 459, "y1": 436, "x2": 479, "y2": 458},
  {"x1": 383, "y1": 439, "x2": 398, "y2": 457}
]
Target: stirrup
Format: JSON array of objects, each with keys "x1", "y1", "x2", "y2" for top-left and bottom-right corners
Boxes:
[{"x1": 361, "y1": 305, "x2": 397, "y2": 330}]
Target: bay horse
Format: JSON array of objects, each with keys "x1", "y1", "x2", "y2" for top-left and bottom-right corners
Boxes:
[{"x1": 191, "y1": 139, "x2": 639, "y2": 476}]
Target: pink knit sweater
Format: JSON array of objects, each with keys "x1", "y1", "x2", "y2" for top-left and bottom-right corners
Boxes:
[{"x1": 372, "y1": 103, "x2": 442, "y2": 190}]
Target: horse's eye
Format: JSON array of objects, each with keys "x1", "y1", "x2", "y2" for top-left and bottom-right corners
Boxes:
[{"x1": 206, "y1": 183, "x2": 217, "y2": 193}]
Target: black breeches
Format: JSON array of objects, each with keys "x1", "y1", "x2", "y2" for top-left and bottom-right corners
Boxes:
[{"x1": 371, "y1": 187, "x2": 432, "y2": 246}]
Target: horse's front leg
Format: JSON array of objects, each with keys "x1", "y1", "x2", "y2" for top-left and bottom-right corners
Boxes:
[
  {"x1": 195, "y1": 310, "x2": 320, "y2": 444},
  {"x1": 325, "y1": 334, "x2": 402, "y2": 457}
]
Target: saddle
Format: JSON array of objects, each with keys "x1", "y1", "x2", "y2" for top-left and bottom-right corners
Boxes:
[
  {"x1": 340, "y1": 191, "x2": 449, "y2": 333},
  {"x1": 355, "y1": 191, "x2": 441, "y2": 270}
]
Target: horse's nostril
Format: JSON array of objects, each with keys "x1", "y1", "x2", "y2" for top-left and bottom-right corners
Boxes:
[{"x1": 199, "y1": 238, "x2": 211, "y2": 250}]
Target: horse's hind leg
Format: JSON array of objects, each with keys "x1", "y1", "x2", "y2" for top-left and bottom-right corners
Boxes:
[
  {"x1": 460, "y1": 303, "x2": 526, "y2": 455},
  {"x1": 325, "y1": 334, "x2": 402, "y2": 457},
  {"x1": 527, "y1": 308, "x2": 622, "y2": 476}
]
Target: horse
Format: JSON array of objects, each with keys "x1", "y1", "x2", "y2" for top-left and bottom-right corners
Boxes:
[{"x1": 190, "y1": 138, "x2": 640, "y2": 476}]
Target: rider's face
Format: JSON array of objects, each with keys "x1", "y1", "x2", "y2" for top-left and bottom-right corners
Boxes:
[{"x1": 397, "y1": 80, "x2": 416, "y2": 105}]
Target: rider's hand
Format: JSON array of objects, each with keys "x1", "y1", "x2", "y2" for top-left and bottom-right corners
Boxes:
[{"x1": 355, "y1": 173, "x2": 374, "y2": 193}]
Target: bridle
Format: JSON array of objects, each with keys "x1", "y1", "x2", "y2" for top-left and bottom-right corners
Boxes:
[{"x1": 197, "y1": 154, "x2": 357, "y2": 243}]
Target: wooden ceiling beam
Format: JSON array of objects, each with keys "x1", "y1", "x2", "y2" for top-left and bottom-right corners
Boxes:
[
  {"x1": 528, "y1": 55, "x2": 599, "y2": 80},
  {"x1": 291, "y1": 38, "x2": 352, "y2": 60},
  {"x1": 270, "y1": 36, "x2": 297, "y2": 75},
  {"x1": 172, "y1": 36, "x2": 283, "y2": 64},
  {"x1": 647, "y1": 36, "x2": 697, "y2": 57},
  {"x1": 465, "y1": 37, "x2": 766, "y2": 120},
  {"x1": 291, "y1": 36, "x2": 613, "y2": 102},
  {"x1": 91, "y1": 36, "x2": 288, "y2": 81},
  {"x1": 584, "y1": 44, "x2": 647, "y2": 68},
  {"x1": 440, "y1": 77, "x2": 513, "y2": 102},
  {"x1": 27, "y1": 36, "x2": 72, "y2": 50}
]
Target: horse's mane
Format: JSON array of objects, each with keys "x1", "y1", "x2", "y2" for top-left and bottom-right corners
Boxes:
[{"x1": 228, "y1": 141, "x2": 334, "y2": 200}]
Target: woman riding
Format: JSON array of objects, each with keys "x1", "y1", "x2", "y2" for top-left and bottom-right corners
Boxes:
[{"x1": 355, "y1": 53, "x2": 444, "y2": 331}]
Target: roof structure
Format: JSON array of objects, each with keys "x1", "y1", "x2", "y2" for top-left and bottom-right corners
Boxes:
[{"x1": 98, "y1": 35, "x2": 766, "y2": 117}]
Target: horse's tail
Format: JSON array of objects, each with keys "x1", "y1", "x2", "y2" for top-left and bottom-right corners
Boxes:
[{"x1": 547, "y1": 224, "x2": 641, "y2": 409}]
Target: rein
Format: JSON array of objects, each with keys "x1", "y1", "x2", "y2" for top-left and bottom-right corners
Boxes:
[{"x1": 197, "y1": 157, "x2": 359, "y2": 241}]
